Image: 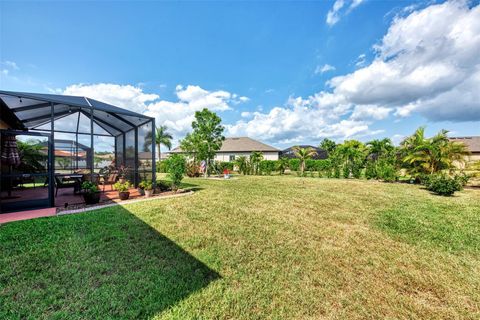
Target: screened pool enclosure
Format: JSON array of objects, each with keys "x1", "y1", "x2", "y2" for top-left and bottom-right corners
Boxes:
[{"x1": 0, "y1": 90, "x2": 156, "y2": 213}]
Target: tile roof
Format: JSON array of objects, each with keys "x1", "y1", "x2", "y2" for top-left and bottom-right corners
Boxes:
[
  {"x1": 171, "y1": 137, "x2": 279, "y2": 153},
  {"x1": 449, "y1": 136, "x2": 480, "y2": 153}
]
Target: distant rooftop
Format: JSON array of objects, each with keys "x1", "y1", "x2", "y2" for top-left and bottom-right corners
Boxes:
[
  {"x1": 171, "y1": 137, "x2": 279, "y2": 153},
  {"x1": 449, "y1": 136, "x2": 480, "y2": 153}
]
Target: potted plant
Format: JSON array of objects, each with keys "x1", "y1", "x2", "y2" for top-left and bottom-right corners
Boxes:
[
  {"x1": 81, "y1": 181, "x2": 101, "y2": 204},
  {"x1": 140, "y1": 180, "x2": 154, "y2": 197},
  {"x1": 114, "y1": 180, "x2": 131, "y2": 200},
  {"x1": 117, "y1": 165, "x2": 129, "y2": 183},
  {"x1": 137, "y1": 180, "x2": 146, "y2": 196}
]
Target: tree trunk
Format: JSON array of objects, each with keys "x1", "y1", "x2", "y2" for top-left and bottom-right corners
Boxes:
[
  {"x1": 157, "y1": 143, "x2": 161, "y2": 162},
  {"x1": 204, "y1": 159, "x2": 208, "y2": 178}
]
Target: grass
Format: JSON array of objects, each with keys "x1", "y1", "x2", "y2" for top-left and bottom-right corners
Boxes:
[{"x1": 1, "y1": 175, "x2": 480, "y2": 319}]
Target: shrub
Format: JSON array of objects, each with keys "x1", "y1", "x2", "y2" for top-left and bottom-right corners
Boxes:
[
  {"x1": 156, "y1": 180, "x2": 171, "y2": 192},
  {"x1": 305, "y1": 159, "x2": 317, "y2": 172},
  {"x1": 424, "y1": 174, "x2": 463, "y2": 196},
  {"x1": 289, "y1": 159, "x2": 300, "y2": 172},
  {"x1": 165, "y1": 154, "x2": 186, "y2": 190},
  {"x1": 276, "y1": 158, "x2": 289, "y2": 175},
  {"x1": 138, "y1": 180, "x2": 153, "y2": 190},
  {"x1": 365, "y1": 161, "x2": 376, "y2": 180},
  {"x1": 113, "y1": 181, "x2": 131, "y2": 192},
  {"x1": 259, "y1": 160, "x2": 276, "y2": 175},
  {"x1": 186, "y1": 161, "x2": 201, "y2": 177},
  {"x1": 377, "y1": 161, "x2": 397, "y2": 182},
  {"x1": 219, "y1": 161, "x2": 234, "y2": 172},
  {"x1": 156, "y1": 161, "x2": 167, "y2": 173}
]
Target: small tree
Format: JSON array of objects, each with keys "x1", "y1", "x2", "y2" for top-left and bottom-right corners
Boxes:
[
  {"x1": 249, "y1": 151, "x2": 264, "y2": 175},
  {"x1": 187, "y1": 109, "x2": 225, "y2": 178},
  {"x1": 293, "y1": 147, "x2": 317, "y2": 175},
  {"x1": 165, "y1": 154, "x2": 186, "y2": 191},
  {"x1": 276, "y1": 157, "x2": 289, "y2": 175},
  {"x1": 235, "y1": 156, "x2": 249, "y2": 175}
]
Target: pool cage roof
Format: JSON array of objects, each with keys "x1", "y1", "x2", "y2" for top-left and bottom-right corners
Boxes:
[{"x1": 0, "y1": 90, "x2": 153, "y2": 136}]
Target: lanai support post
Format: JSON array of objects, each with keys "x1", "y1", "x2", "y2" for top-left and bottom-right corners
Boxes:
[
  {"x1": 49, "y1": 102, "x2": 55, "y2": 207},
  {"x1": 151, "y1": 118, "x2": 156, "y2": 188},
  {"x1": 90, "y1": 106, "x2": 94, "y2": 182},
  {"x1": 134, "y1": 126, "x2": 139, "y2": 187}
]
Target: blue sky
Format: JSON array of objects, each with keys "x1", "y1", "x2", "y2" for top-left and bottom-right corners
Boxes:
[{"x1": 1, "y1": 0, "x2": 479, "y2": 148}]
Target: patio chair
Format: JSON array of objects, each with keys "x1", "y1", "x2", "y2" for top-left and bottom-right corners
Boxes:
[
  {"x1": 101, "y1": 173, "x2": 117, "y2": 192},
  {"x1": 54, "y1": 176, "x2": 78, "y2": 197}
]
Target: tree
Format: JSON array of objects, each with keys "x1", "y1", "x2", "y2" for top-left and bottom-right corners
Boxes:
[
  {"x1": 276, "y1": 157, "x2": 289, "y2": 175},
  {"x1": 155, "y1": 125, "x2": 173, "y2": 161},
  {"x1": 235, "y1": 156, "x2": 249, "y2": 175},
  {"x1": 402, "y1": 128, "x2": 469, "y2": 175},
  {"x1": 165, "y1": 154, "x2": 186, "y2": 191},
  {"x1": 293, "y1": 147, "x2": 317, "y2": 175},
  {"x1": 319, "y1": 138, "x2": 336, "y2": 155},
  {"x1": 336, "y1": 140, "x2": 366, "y2": 178},
  {"x1": 249, "y1": 151, "x2": 264, "y2": 175},
  {"x1": 183, "y1": 108, "x2": 225, "y2": 178}
]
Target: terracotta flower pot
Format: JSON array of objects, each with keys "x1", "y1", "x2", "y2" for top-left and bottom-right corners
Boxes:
[
  {"x1": 144, "y1": 189, "x2": 153, "y2": 198},
  {"x1": 118, "y1": 191, "x2": 130, "y2": 200}
]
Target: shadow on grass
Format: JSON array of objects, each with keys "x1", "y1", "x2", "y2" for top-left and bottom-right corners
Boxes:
[{"x1": 0, "y1": 207, "x2": 219, "y2": 319}]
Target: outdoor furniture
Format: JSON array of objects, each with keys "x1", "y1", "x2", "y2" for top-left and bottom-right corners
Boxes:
[
  {"x1": 101, "y1": 172, "x2": 117, "y2": 192},
  {"x1": 54, "y1": 176, "x2": 78, "y2": 197}
]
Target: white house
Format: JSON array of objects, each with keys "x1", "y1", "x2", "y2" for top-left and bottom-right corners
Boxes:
[{"x1": 169, "y1": 137, "x2": 280, "y2": 162}]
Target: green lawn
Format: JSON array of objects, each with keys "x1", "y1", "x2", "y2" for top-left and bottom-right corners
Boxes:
[{"x1": 1, "y1": 175, "x2": 480, "y2": 319}]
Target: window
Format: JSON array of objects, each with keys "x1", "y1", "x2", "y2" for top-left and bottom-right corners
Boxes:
[{"x1": 229, "y1": 155, "x2": 236, "y2": 161}]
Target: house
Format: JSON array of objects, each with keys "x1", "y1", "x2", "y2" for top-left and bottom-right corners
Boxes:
[
  {"x1": 170, "y1": 137, "x2": 280, "y2": 161},
  {"x1": 449, "y1": 136, "x2": 480, "y2": 163},
  {"x1": 280, "y1": 145, "x2": 328, "y2": 160}
]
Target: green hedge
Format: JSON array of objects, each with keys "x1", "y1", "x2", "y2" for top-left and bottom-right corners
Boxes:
[{"x1": 259, "y1": 160, "x2": 276, "y2": 175}]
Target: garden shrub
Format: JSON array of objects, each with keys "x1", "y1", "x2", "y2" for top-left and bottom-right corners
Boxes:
[
  {"x1": 165, "y1": 154, "x2": 186, "y2": 190},
  {"x1": 259, "y1": 160, "x2": 276, "y2": 175},
  {"x1": 156, "y1": 161, "x2": 167, "y2": 173},
  {"x1": 289, "y1": 159, "x2": 300, "y2": 172},
  {"x1": 424, "y1": 173, "x2": 463, "y2": 196},
  {"x1": 377, "y1": 161, "x2": 397, "y2": 182},
  {"x1": 365, "y1": 161, "x2": 376, "y2": 180},
  {"x1": 219, "y1": 161, "x2": 234, "y2": 171},
  {"x1": 186, "y1": 161, "x2": 200, "y2": 177},
  {"x1": 305, "y1": 159, "x2": 317, "y2": 171},
  {"x1": 156, "y1": 180, "x2": 172, "y2": 192}
]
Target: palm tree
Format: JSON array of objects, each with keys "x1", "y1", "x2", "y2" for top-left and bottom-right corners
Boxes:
[
  {"x1": 155, "y1": 125, "x2": 173, "y2": 161},
  {"x1": 293, "y1": 147, "x2": 317, "y2": 175},
  {"x1": 276, "y1": 157, "x2": 289, "y2": 175},
  {"x1": 336, "y1": 140, "x2": 366, "y2": 178},
  {"x1": 235, "y1": 156, "x2": 249, "y2": 175},
  {"x1": 249, "y1": 151, "x2": 264, "y2": 175},
  {"x1": 402, "y1": 128, "x2": 470, "y2": 175},
  {"x1": 366, "y1": 138, "x2": 394, "y2": 159}
]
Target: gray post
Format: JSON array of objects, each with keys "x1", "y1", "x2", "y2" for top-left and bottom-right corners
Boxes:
[
  {"x1": 90, "y1": 106, "x2": 94, "y2": 182},
  {"x1": 49, "y1": 102, "x2": 55, "y2": 207},
  {"x1": 134, "y1": 127, "x2": 139, "y2": 187},
  {"x1": 151, "y1": 119, "x2": 156, "y2": 187}
]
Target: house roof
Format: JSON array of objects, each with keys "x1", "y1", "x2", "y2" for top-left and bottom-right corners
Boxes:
[
  {"x1": 171, "y1": 137, "x2": 280, "y2": 153},
  {"x1": 449, "y1": 136, "x2": 480, "y2": 153},
  {"x1": 0, "y1": 90, "x2": 153, "y2": 137},
  {"x1": 281, "y1": 145, "x2": 328, "y2": 160}
]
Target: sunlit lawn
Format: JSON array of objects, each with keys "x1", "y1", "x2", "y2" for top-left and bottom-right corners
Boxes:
[{"x1": 1, "y1": 175, "x2": 480, "y2": 319}]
